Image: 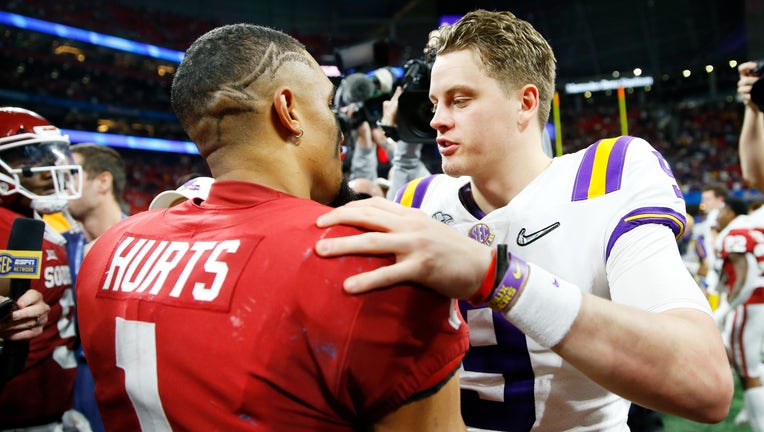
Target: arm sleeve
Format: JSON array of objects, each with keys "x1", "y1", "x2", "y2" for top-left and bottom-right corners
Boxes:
[
  {"x1": 606, "y1": 223, "x2": 712, "y2": 314},
  {"x1": 386, "y1": 141, "x2": 430, "y2": 200},
  {"x1": 338, "y1": 284, "x2": 468, "y2": 422},
  {"x1": 350, "y1": 133, "x2": 378, "y2": 181}
]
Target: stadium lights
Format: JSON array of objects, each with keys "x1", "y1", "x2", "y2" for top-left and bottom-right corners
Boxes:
[
  {"x1": 564, "y1": 76, "x2": 655, "y2": 94},
  {"x1": 0, "y1": 11, "x2": 345, "y2": 154},
  {"x1": 0, "y1": 11, "x2": 339, "y2": 73},
  {"x1": 0, "y1": 11, "x2": 185, "y2": 63},
  {"x1": 63, "y1": 129, "x2": 199, "y2": 155}
]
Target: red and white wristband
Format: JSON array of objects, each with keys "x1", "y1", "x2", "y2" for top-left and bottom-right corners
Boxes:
[{"x1": 471, "y1": 244, "x2": 582, "y2": 348}]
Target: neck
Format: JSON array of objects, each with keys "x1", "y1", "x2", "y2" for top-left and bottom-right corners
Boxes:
[
  {"x1": 470, "y1": 148, "x2": 552, "y2": 213},
  {"x1": 81, "y1": 201, "x2": 124, "y2": 241},
  {"x1": 208, "y1": 144, "x2": 312, "y2": 200}
]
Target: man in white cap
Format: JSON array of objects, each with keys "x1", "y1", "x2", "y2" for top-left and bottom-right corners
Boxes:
[{"x1": 149, "y1": 176, "x2": 215, "y2": 210}]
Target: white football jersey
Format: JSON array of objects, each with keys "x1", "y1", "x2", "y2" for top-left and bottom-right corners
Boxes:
[{"x1": 396, "y1": 136, "x2": 709, "y2": 431}]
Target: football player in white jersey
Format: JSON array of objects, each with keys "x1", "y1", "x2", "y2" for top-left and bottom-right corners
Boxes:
[{"x1": 315, "y1": 9, "x2": 733, "y2": 431}]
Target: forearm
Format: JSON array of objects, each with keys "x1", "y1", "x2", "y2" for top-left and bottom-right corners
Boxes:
[
  {"x1": 555, "y1": 297, "x2": 731, "y2": 422},
  {"x1": 387, "y1": 141, "x2": 430, "y2": 200},
  {"x1": 479, "y1": 228, "x2": 733, "y2": 422},
  {"x1": 551, "y1": 227, "x2": 733, "y2": 421},
  {"x1": 350, "y1": 146, "x2": 378, "y2": 181},
  {"x1": 739, "y1": 106, "x2": 764, "y2": 190}
]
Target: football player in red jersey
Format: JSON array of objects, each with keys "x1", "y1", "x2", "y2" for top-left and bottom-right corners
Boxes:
[
  {"x1": 0, "y1": 107, "x2": 83, "y2": 429},
  {"x1": 76, "y1": 24, "x2": 469, "y2": 431},
  {"x1": 713, "y1": 197, "x2": 764, "y2": 430}
]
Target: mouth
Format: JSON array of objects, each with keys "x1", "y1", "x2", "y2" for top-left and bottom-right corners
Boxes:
[{"x1": 437, "y1": 137, "x2": 458, "y2": 156}]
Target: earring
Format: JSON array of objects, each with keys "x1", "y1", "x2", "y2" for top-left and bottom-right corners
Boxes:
[{"x1": 296, "y1": 129, "x2": 304, "y2": 138}]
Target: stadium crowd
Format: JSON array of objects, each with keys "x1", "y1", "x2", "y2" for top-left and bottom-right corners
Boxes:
[
  {"x1": 0, "y1": 0, "x2": 756, "y2": 213},
  {"x1": 1, "y1": 1, "x2": 762, "y2": 431}
]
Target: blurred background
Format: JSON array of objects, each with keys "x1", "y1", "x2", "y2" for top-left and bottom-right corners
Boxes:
[{"x1": 0, "y1": 0, "x2": 761, "y2": 213}]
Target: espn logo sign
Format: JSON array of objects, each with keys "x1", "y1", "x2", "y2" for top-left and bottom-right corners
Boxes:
[{"x1": 0, "y1": 250, "x2": 43, "y2": 279}]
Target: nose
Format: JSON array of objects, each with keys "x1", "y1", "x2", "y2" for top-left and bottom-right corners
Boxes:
[
  {"x1": 38, "y1": 169, "x2": 53, "y2": 181},
  {"x1": 430, "y1": 105, "x2": 450, "y2": 133}
]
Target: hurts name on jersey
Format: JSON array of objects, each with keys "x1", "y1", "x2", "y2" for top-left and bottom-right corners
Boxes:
[{"x1": 96, "y1": 234, "x2": 250, "y2": 310}]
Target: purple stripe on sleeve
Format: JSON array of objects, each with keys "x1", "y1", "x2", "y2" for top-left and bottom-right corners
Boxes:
[
  {"x1": 604, "y1": 136, "x2": 632, "y2": 194},
  {"x1": 672, "y1": 184, "x2": 683, "y2": 199},
  {"x1": 571, "y1": 141, "x2": 600, "y2": 201},
  {"x1": 409, "y1": 174, "x2": 436, "y2": 209},
  {"x1": 605, "y1": 206, "x2": 687, "y2": 259}
]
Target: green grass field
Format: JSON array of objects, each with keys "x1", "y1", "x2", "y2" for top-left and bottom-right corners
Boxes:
[{"x1": 663, "y1": 373, "x2": 751, "y2": 432}]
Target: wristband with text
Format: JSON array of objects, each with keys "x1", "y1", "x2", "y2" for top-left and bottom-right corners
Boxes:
[{"x1": 485, "y1": 247, "x2": 529, "y2": 312}]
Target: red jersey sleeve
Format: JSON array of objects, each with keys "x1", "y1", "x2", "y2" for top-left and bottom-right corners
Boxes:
[
  {"x1": 721, "y1": 228, "x2": 757, "y2": 259},
  {"x1": 339, "y1": 284, "x2": 468, "y2": 421}
]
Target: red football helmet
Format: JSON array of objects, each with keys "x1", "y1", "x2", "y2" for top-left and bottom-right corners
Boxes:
[{"x1": 0, "y1": 107, "x2": 82, "y2": 214}]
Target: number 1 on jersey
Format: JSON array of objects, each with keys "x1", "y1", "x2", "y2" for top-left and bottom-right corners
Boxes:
[{"x1": 116, "y1": 317, "x2": 172, "y2": 431}]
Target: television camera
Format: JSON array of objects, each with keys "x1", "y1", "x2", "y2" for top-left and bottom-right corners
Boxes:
[{"x1": 334, "y1": 55, "x2": 436, "y2": 144}]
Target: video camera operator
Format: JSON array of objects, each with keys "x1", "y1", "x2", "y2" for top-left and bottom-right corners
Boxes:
[
  {"x1": 334, "y1": 70, "x2": 394, "y2": 181},
  {"x1": 375, "y1": 29, "x2": 441, "y2": 199},
  {"x1": 334, "y1": 70, "x2": 396, "y2": 182},
  {"x1": 737, "y1": 60, "x2": 764, "y2": 191}
]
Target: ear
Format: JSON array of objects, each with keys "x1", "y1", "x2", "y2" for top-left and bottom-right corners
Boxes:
[
  {"x1": 273, "y1": 86, "x2": 302, "y2": 137},
  {"x1": 517, "y1": 84, "x2": 540, "y2": 130},
  {"x1": 96, "y1": 171, "x2": 113, "y2": 194}
]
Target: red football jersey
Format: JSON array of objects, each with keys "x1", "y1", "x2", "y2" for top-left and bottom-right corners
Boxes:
[
  {"x1": 0, "y1": 207, "x2": 77, "y2": 427},
  {"x1": 720, "y1": 227, "x2": 764, "y2": 305},
  {"x1": 77, "y1": 181, "x2": 469, "y2": 431}
]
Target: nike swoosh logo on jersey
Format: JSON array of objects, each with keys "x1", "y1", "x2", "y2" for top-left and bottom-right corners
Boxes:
[{"x1": 516, "y1": 222, "x2": 561, "y2": 246}]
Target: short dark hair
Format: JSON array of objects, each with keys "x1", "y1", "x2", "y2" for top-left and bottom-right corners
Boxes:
[
  {"x1": 70, "y1": 143, "x2": 126, "y2": 207},
  {"x1": 702, "y1": 182, "x2": 728, "y2": 199},
  {"x1": 171, "y1": 23, "x2": 309, "y2": 157},
  {"x1": 724, "y1": 196, "x2": 749, "y2": 217}
]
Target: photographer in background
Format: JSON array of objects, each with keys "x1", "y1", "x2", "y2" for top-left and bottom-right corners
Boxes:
[
  {"x1": 738, "y1": 60, "x2": 764, "y2": 192},
  {"x1": 335, "y1": 71, "x2": 394, "y2": 182},
  {"x1": 378, "y1": 85, "x2": 432, "y2": 200},
  {"x1": 377, "y1": 29, "x2": 441, "y2": 199},
  {"x1": 338, "y1": 102, "x2": 392, "y2": 182}
]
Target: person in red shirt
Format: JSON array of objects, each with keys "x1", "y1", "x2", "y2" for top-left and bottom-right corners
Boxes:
[
  {"x1": 713, "y1": 197, "x2": 764, "y2": 429},
  {"x1": 0, "y1": 107, "x2": 82, "y2": 429},
  {"x1": 76, "y1": 23, "x2": 469, "y2": 431}
]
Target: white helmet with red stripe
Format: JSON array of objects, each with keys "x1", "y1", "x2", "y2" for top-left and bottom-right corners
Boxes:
[{"x1": 0, "y1": 107, "x2": 82, "y2": 214}]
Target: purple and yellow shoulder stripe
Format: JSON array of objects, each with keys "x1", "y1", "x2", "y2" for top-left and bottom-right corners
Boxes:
[
  {"x1": 395, "y1": 175, "x2": 438, "y2": 208},
  {"x1": 605, "y1": 206, "x2": 688, "y2": 259},
  {"x1": 572, "y1": 136, "x2": 633, "y2": 201}
]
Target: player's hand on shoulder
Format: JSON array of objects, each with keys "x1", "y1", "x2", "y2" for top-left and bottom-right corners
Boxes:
[{"x1": 315, "y1": 197, "x2": 491, "y2": 299}]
